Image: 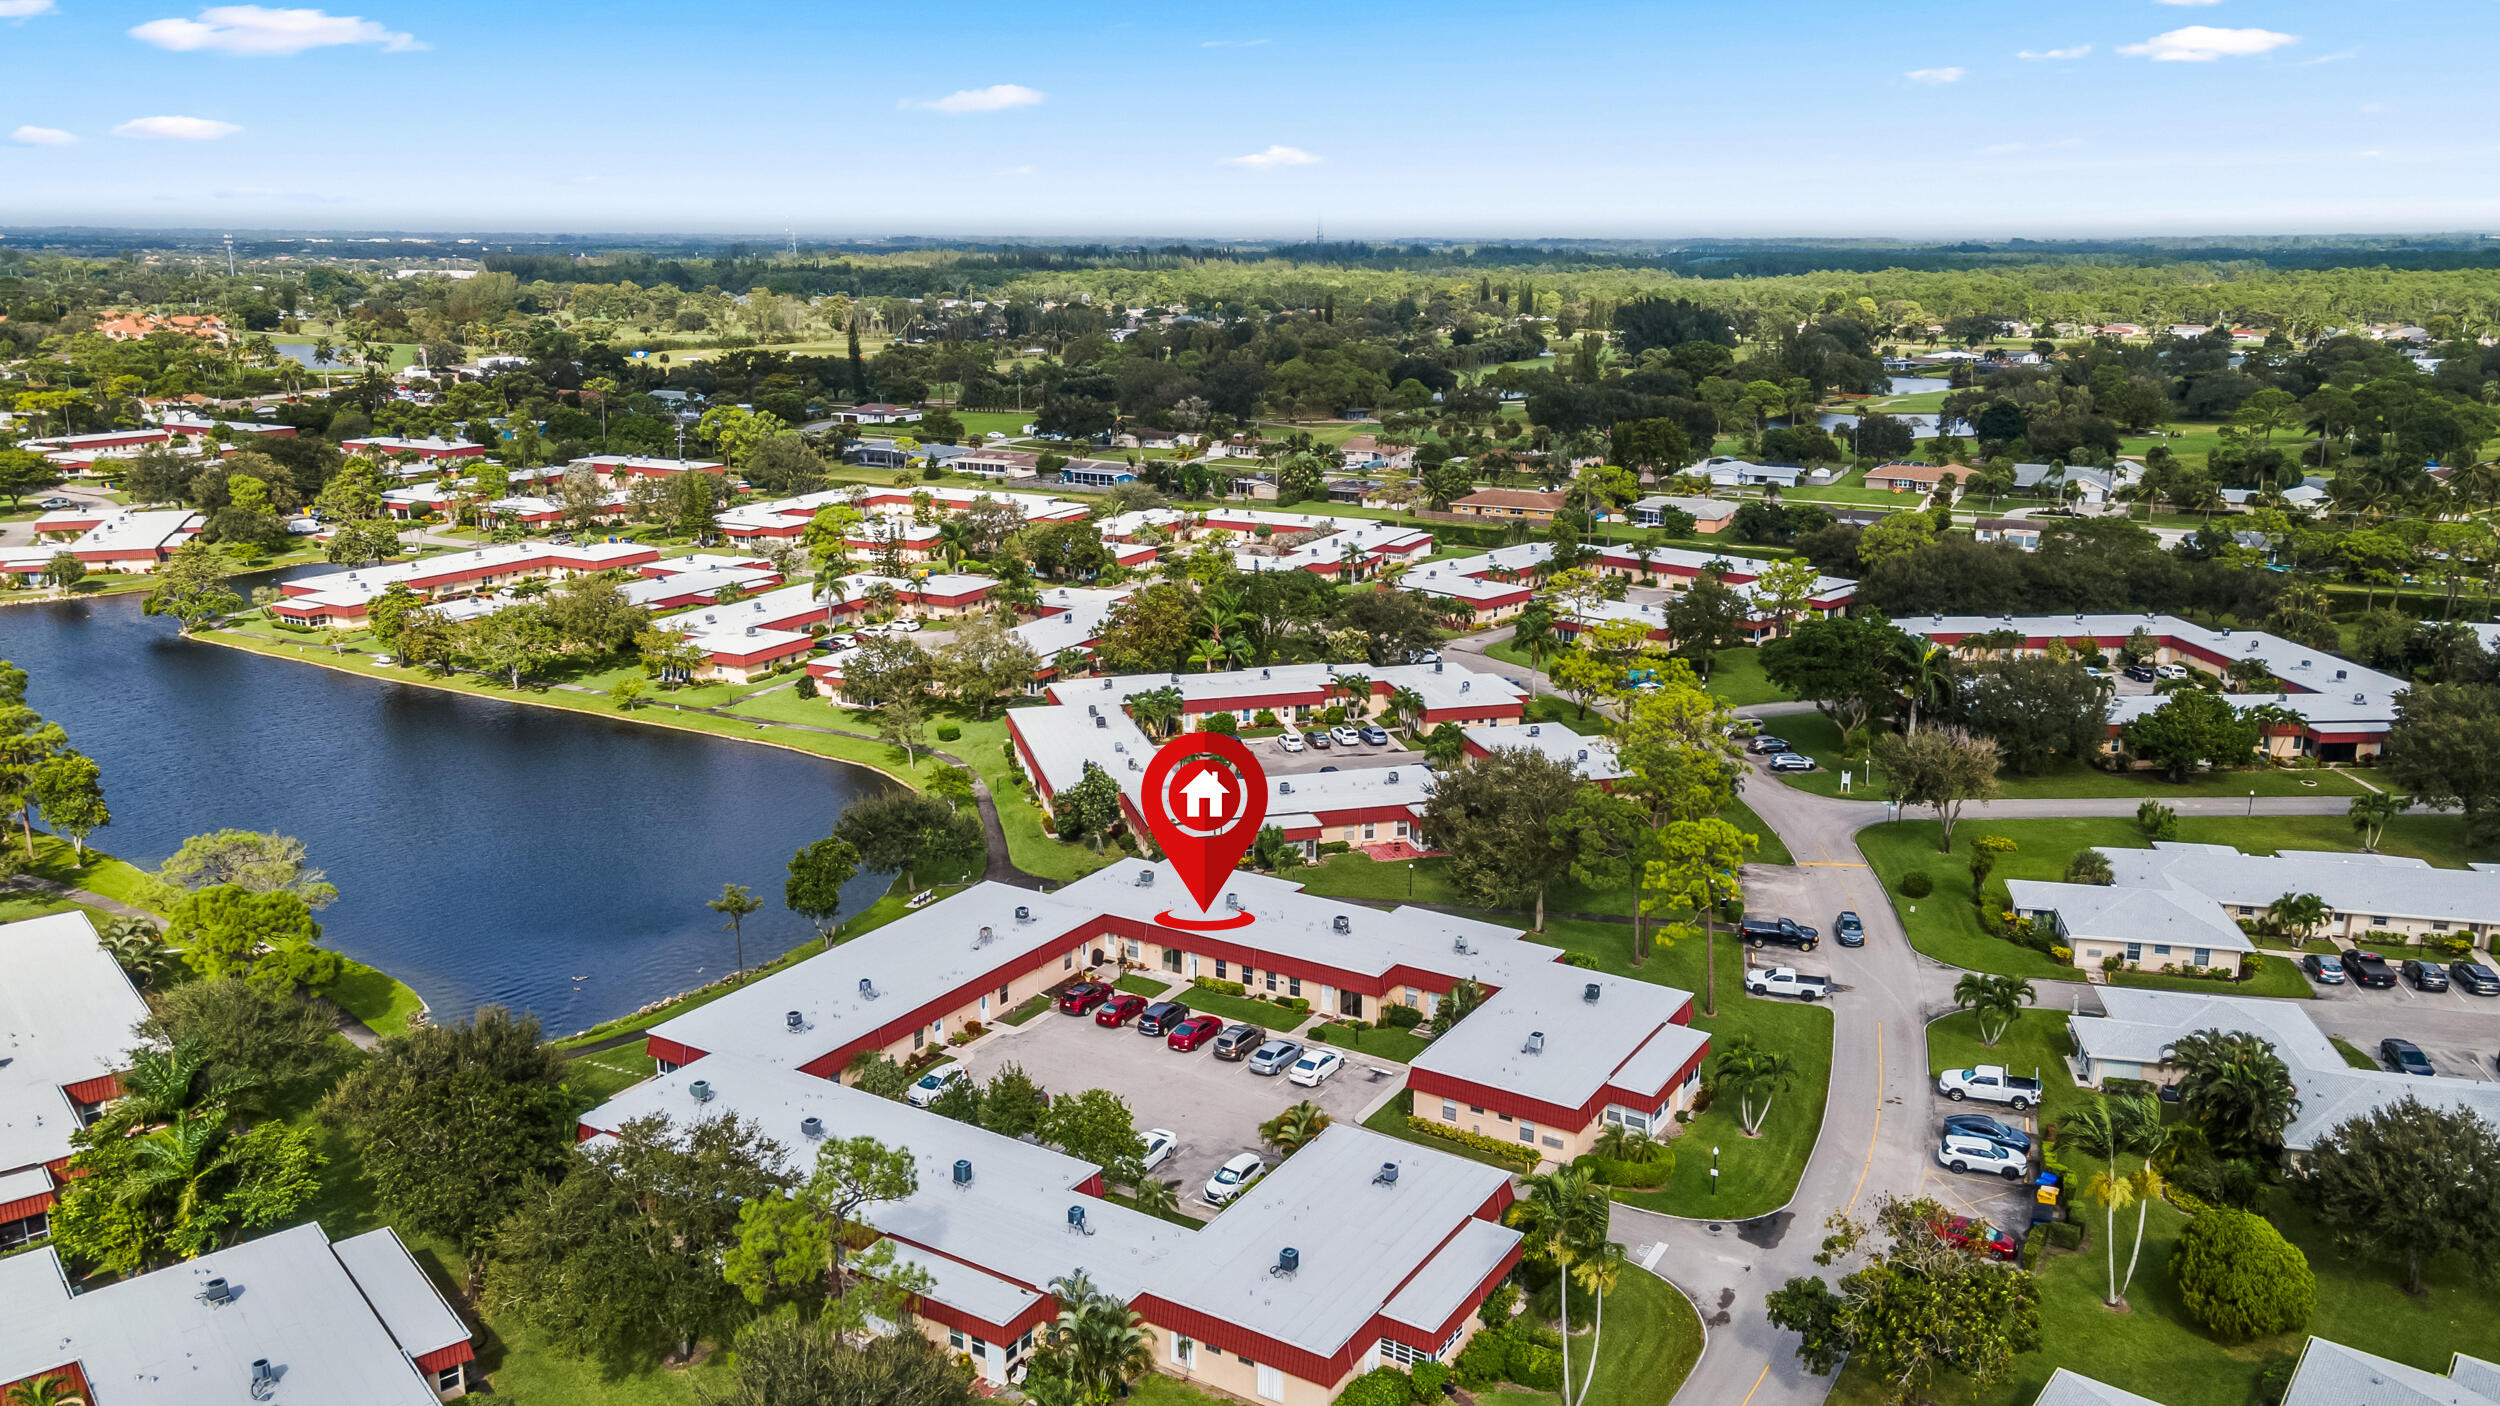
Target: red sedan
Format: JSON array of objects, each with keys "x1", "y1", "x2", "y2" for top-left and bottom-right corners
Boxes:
[
  {"x1": 1930, "y1": 1215, "x2": 2020, "y2": 1261},
  {"x1": 1057, "y1": 981, "x2": 1112, "y2": 1015},
  {"x1": 1166, "y1": 1014, "x2": 1225, "y2": 1052},
  {"x1": 1094, "y1": 993, "x2": 1148, "y2": 1028}
]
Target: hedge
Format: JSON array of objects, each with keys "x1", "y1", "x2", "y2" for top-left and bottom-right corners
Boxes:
[
  {"x1": 2046, "y1": 1217, "x2": 2084, "y2": 1251},
  {"x1": 1405, "y1": 1117, "x2": 1540, "y2": 1172}
]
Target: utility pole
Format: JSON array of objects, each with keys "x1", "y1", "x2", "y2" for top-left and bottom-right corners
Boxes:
[{"x1": 223, "y1": 234, "x2": 236, "y2": 277}]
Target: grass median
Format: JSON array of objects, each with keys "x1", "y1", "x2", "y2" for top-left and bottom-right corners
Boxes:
[{"x1": 1764, "y1": 712, "x2": 2367, "y2": 801}]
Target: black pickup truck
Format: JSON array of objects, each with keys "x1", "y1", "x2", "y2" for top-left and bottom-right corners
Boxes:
[{"x1": 1739, "y1": 916, "x2": 1820, "y2": 952}]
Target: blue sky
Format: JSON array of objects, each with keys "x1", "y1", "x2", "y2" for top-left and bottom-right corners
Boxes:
[{"x1": 1, "y1": 0, "x2": 2492, "y2": 238}]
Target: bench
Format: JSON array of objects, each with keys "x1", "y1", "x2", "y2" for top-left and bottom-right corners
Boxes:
[{"x1": 906, "y1": 890, "x2": 935, "y2": 909}]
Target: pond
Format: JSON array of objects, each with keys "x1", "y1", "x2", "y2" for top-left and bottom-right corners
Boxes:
[{"x1": 0, "y1": 592, "x2": 897, "y2": 1032}]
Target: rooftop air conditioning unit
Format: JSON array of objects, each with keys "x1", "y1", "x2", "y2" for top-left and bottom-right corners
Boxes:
[
  {"x1": 859, "y1": 978, "x2": 879, "y2": 1000},
  {"x1": 704, "y1": 613, "x2": 716, "y2": 623},
  {"x1": 1333, "y1": 915, "x2": 1351, "y2": 934},
  {"x1": 1113, "y1": 741, "x2": 1125, "y2": 753},
  {"x1": 1225, "y1": 892, "x2": 1242, "y2": 911},
  {"x1": 975, "y1": 925, "x2": 994, "y2": 947},
  {"x1": 1373, "y1": 1162, "x2": 1399, "y2": 1186},
  {"x1": 1433, "y1": 661, "x2": 1443, "y2": 673},
  {"x1": 801, "y1": 1116, "x2": 825, "y2": 1139},
  {"x1": 1068, "y1": 1204, "x2": 1094, "y2": 1235},
  {"x1": 1279, "y1": 781, "x2": 1293, "y2": 795},
  {"x1": 1137, "y1": 870, "x2": 1155, "y2": 887},
  {"x1": 1387, "y1": 770, "x2": 1399, "y2": 783},
  {"x1": 1460, "y1": 680, "x2": 1470, "y2": 692},
  {"x1": 1015, "y1": 905, "x2": 1032, "y2": 923},
  {"x1": 1452, "y1": 936, "x2": 1470, "y2": 954},
  {"x1": 785, "y1": 1010, "x2": 804, "y2": 1032},
  {"x1": 2300, "y1": 659, "x2": 2311, "y2": 669},
  {"x1": 690, "y1": 1079, "x2": 714, "y2": 1102},
  {"x1": 954, "y1": 1158, "x2": 974, "y2": 1187},
  {"x1": 2336, "y1": 669, "x2": 2348, "y2": 681},
  {"x1": 1522, "y1": 1031, "x2": 1546, "y2": 1055},
  {"x1": 1088, "y1": 704, "x2": 1099, "y2": 715},
  {"x1": 1584, "y1": 983, "x2": 1600, "y2": 1004},
  {"x1": 1528, "y1": 725, "x2": 1541, "y2": 737},
  {"x1": 251, "y1": 1359, "x2": 276, "y2": 1401},
  {"x1": 1094, "y1": 715, "x2": 1108, "y2": 729},
  {"x1": 1261, "y1": 668, "x2": 1271, "y2": 680},
  {"x1": 2353, "y1": 692, "x2": 2366, "y2": 704},
  {"x1": 1102, "y1": 678, "x2": 1112, "y2": 690},
  {"x1": 745, "y1": 625, "x2": 758, "y2": 636},
  {"x1": 201, "y1": 1276, "x2": 234, "y2": 1305},
  {"x1": 1272, "y1": 1247, "x2": 1300, "y2": 1277}
]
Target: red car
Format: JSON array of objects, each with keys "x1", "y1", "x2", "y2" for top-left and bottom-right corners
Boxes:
[
  {"x1": 1166, "y1": 1014, "x2": 1225, "y2": 1051},
  {"x1": 1094, "y1": 993, "x2": 1149, "y2": 1028},
  {"x1": 1057, "y1": 981, "x2": 1112, "y2": 1015},
  {"x1": 1930, "y1": 1215, "x2": 2019, "y2": 1261}
]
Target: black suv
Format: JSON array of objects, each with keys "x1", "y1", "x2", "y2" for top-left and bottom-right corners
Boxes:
[
  {"x1": 2402, "y1": 959, "x2": 2450, "y2": 993},
  {"x1": 2451, "y1": 960, "x2": 2500, "y2": 996},
  {"x1": 2123, "y1": 663, "x2": 2158, "y2": 683},
  {"x1": 1137, "y1": 1001, "x2": 1192, "y2": 1036},
  {"x1": 2341, "y1": 949, "x2": 2396, "y2": 989},
  {"x1": 1210, "y1": 1023, "x2": 1267, "y2": 1060},
  {"x1": 1739, "y1": 916, "x2": 1820, "y2": 951}
]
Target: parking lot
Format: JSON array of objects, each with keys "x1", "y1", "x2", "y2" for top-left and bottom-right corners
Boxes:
[
  {"x1": 948, "y1": 992, "x2": 1406, "y2": 1215},
  {"x1": 1920, "y1": 1095, "x2": 2050, "y2": 1237},
  {"x1": 1257, "y1": 729, "x2": 1410, "y2": 777},
  {"x1": 2303, "y1": 969, "x2": 2500, "y2": 1080}
]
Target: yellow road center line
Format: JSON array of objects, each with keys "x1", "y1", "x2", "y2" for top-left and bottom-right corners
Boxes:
[
  {"x1": 1846, "y1": 1020, "x2": 1884, "y2": 1214},
  {"x1": 1738, "y1": 1363, "x2": 1772, "y2": 1406}
]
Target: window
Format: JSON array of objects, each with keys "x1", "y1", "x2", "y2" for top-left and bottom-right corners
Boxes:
[
  {"x1": 1174, "y1": 1334, "x2": 1196, "y2": 1369},
  {"x1": 1442, "y1": 1100, "x2": 1458, "y2": 1120},
  {"x1": 1395, "y1": 821, "x2": 1410, "y2": 839},
  {"x1": 1021, "y1": 1331, "x2": 1035, "y2": 1351},
  {"x1": 1363, "y1": 823, "x2": 1377, "y2": 841},
  {"x1": 1257, "y1": 1364, "x2": 1286, "y2": 1401},
  {"x1": 913, "y1": 1029, "x2": 925, "y2": 1050},
  {"x1": 1216, "y1": 960, "x2": 1228, "y2": 980},
  {"x1": 1264, "y1": 970, "x2": 1278, "y2": 992},
  {"x1": 1404, "y1": 990, "x2": 1419, "y2": 1008},
  {"x1": 1469, "y1": 1104, "x2": 1484, "y2": 1114},
  {"x1": 2192, "y1": 949, "x2": 2211, "y2": 967},
  {"x1": 1288, "y1": 977, "x2": 1302, "y2": 997},
  {"x1": 973, "y1": 1339, "x2": 989, "y2": 1357},
  {"x1": 2125, "y1": 943, "x2": 2143, "y2": 963},
  {"x1": 998, "y1": 984, "x2": 1011, "y2": 1004},
  {"x1": 1379, "y1": 1337, "x2": 1438, "y2": 1367},
  {"x1": 949, "y1": 1330, "x2": 966, "y2": 1350},
  {"x1": 1124, "y1": 939, "x2": 1141, "y2": 961},
  {"x1": 2373, "y1": 917, "x2": 2388, "y2": 926},
  {"x1": 2434, "y1": 922, "x2": 2451, "y2": 932},
  {"x1": 1063, "y1": 951, "x2": 1074, "y2": 970},
  {"x1": 1518, "y1": 1122, "x2": 1537, "y2": 1143},
  {"x1": 437, "y1": 1366, "x2": 463, "y2": 1392},
  {"x1": 1542, "y1": 1134, "x2": 1564, "y2": 1148}
]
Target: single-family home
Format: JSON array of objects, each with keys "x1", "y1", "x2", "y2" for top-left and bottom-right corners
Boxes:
[{"x1": 1448, "y1": 488, "x2": 1564, "y2": 522}]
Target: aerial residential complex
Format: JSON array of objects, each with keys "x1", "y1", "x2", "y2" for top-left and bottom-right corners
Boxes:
[{"x1": 0, "y1": 913, "x2": 148, "y2": 1252}]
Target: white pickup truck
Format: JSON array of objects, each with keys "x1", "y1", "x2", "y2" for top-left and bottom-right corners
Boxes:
[
  {"x1": 1743, "y1": 967, "x2": 1831, "y2": 1001},
  {"x1": 1936, "y1": 1065, "x2": 2043, "y2": 1110}
]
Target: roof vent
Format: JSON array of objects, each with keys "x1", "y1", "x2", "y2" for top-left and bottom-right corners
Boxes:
[
  {"x1": 690, "y1": 1079, "x2": 714, "y2": 1102},
  {"x1": 1088, "y1": 704, "x2": 1098, "y2": 716},
  {"x1": 2075, "y1": 612, "x2": 2085, "y2": 624},
  {"x1": 1272, "y1": 1247, "x2": 1300, "y2": 1277},
  {"x1": 1933, "y1": 613, "x2": 1943, "y2": 624},
  {"x1": 954, "y1": 1158, "x2": 974, "y2": 1187},
  {"x1": 1094, "y1": 715, "x2": 1108, "y2": 729},
  {"x1": 1523, "y1": 1031, "x2": 1546, "y2": 1055},
  {"x1": 1333, "y1": 915, "x2": 1351, "y2": 934},
  {"x1": 2248, "y1": 639, "x2": 2260, "y2": 653},
  {"x1": 786, "y1": 1010, "x2": 804, "y2": 1032},
  {"x1": 1528, "y1": 724, "x2": 1541, "y2": 737},
  {"x1": 1137, "y1": 869, "x2": 1155, "y2": 887},
  {"x1": 1102, "y1": 678, "x2": 1112, "y2": 689},
  {"x1": 1577, "y1": 749, "x2": 1588, "y2": 761},
  {"x1": 2299, "y1": 659, "x2": 2311, "y2": 669},
  {"x1": 1373, "y1": 1162, "x2": 1400, "y2": 1187},
  {"x1": 1015, "y1": 905, "x2": 1033, "y2": 923},
  {"x1": 2354, "y1": 691, "x2": 2366, "y2": 704},
  {"x1": 801, "y1": 1116, "x2": 825, "y2": 1139},
  {"x1": 1261, "y1": 668, "x2": 1271, "y2": 679},
  {"x1": 1279, "y1": 781, "x2": 1293, "y2": 795},
  {"x1": 1433, "y1": 660, "x2": 1443, "y2": 673},
  {"x1": 2335, "y1": 669, "x2": 2347, "y2": 681},
  {"x1": 2003, "y1": 614, "x2": 2014, "y2": 625},
  {"x1": 1113, "y1": 741, "x2": 1125, "y2": 753},
  {"x1": 1225, "y1": 892, "x2": 1242, "y2": 911},
  {"x1": 975, "y1": 925, "x2": 994, "y2": 947},
  {"x1": 859, "y1": 977, "x2": 879, "y2": 1000},
  {"x1": 1584, "y1": 983, "x2": 1601, "y2": 1004},
  {"x1": 1452, "y1": 936, "x2": 1470, "y2": 954},
  {"x1": 1387, "y1": 770, "x2": 1399, "y2": 783},
  {"x1": 200, "y1": 1276, "x2": 235, "y2": 1306},
  {"x1": 1460, "y1": 680, "x2": 1470, "y2": 692},
  {"x1": 1067, "y1": 1204, "x2": 1094, "y2": 1235}
]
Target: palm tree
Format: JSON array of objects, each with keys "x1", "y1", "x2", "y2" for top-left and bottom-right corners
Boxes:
[
  {"x1": 2110, "y1": 1094, "x2": 2169, "y2": 1301},
  {"x1": 1951, "y1": 973, "x2": 2036, "y2": 1046},
  {"x1": 814, "y1": 571, "x2": 851, "y2": 630},
  {"x1": 1259, "y1": 1101, "x2": 1333, "y2": 1156},
  {"x1": 2083, "y1": 1169, "x2": 2137, "y2": 1308},
  {"x1": 2260, "y1": 892, "x2": 2328, "y2": 942},
  {"x1": 1512, "y1": 602, "x2": 1556, "y2": 693},
  {"x1": 1508, "y1": 1167, "x2": 1610, "y2": 1403},
  {"x1": 709, "y1": 882, "x2": 763, "y2": 978},
  {"x1": 1386, "y1": 686, "x2": 1427, "y2": 738},
  {"x1": 5, "y1": 1375, "x2": 86, "y2": 1406},
  {"x1": 1712, "y1": 1036, "x2": 1796, "y2": 1136},
  {"x1": 120, "y1": 1110, "x2": 242, "y2": 1242},
  {"x1": 1127, "y1": 686, "x2": 1185, "y2": 740},
  {"x1": 2349, "y1": 791, "x2": 2408, "y2": 852},
  {"x1": 1566, "y1": 1238, "x2": 1629, "y2": 1406},
  {"x1": 98, "y1": 916, "x2": 174, "y2": 987},
  {"x1": 115, "y1": 1045, "x2": 247, "y2": 1125},
  {"x1": 1334, "y1": 673, "x2": 1372, "y2": 720},
  {"x1": 1895, "y1": 641, "x2": 1955, "y2": 734},
  {"x1": 1129, "y1": 1176, "x2": 1181, "y2": 1221},
  {"x1": 2170, "y1": 1027, "x2": 2303, "y2": 1155},
  {"x1": 1592, "y1": 1123, "x2": 1670, "y2": 1166},
  {"x1": 1422, "y1": 723, "x2": 1469, "y2": 768},
  {"x1": 1045, "y1": 1273, "x2": 1154, "y2": 1405}
]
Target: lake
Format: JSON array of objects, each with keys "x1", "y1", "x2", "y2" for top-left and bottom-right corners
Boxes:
[{"x1": 0, "y1": 592, "x2": 897, "y2": 1032}]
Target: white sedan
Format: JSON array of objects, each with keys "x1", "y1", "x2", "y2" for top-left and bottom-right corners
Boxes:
[
  {"x1": 1140, "y1": 1128, "x2": 1177, "y2": 1173},
  {"x1": 888, "y1": 618, "x2": 922, "y2": 633},
  {"x1": 1287, "y1": 1049, "x2": 1344, "y2": 1087},
  {"x1": 1329, "y1": 726, "x2": 1362, "y2": 747},
  {"x1": 1203, "y1": 1151, "x2": 1266, "y2": 1205},
  {"x1": 905, "y1": 1066, "x2": 965, "y2": 1108},
  {"x1": 1277, "y1": 732, "x2": 1305, "y2": 753}
]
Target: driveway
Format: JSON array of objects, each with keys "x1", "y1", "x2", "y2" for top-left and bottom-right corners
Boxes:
[
  {"x1": 949, "y1": 1002, "x2": 1402, "y2": 1215},
  {"x1": 1257, "y1": 732, "x2": 1410, "y2": 778}
]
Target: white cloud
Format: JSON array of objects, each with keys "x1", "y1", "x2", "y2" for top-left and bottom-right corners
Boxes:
[
  {"x1": 903, "y1": 84, "x2": 1045, "y2": 114},
  {"x1": 112, "y1": 114, "x2": 242, "y2": 140},
  {"x1": 130, "y1": 6, "x2": 421, "y2": 56},
  {"x1": 2016, "y1": 45, "x2": 2090, "y2": 60},
  {"x1": 0, "y1": 0, "x2": 58, "y2": 18},
  {"x1": 1905, "y1": 66, "x2": 1965, "y2": 84},
  {"x1": 1221, "y1": 144, "x2": 1321, "y2": 168},
  {"x1": 2118, "y1": 25, "x2": 2296, "y2": 61},
  {"x1": 11, "y1": 125, "x2": 76, "y2": 145}
]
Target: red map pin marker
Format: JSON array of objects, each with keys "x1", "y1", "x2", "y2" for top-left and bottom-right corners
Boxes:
[{"x1": 1138, "y1": 731, "x2": 1267, "y2": 927}]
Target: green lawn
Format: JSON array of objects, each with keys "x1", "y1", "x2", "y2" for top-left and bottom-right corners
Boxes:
[
  {"x1": 1926, "y1": 1007, "x2": 2083, "y2": 1121},
  {"x1": 1168, "y1": 983, "x2": 1314, "y2": 1033},
  {"x1": 1857, "y1": 815, "x2": 2494, "y2": 981},
  {"x1": 27, "y1": 835, "x2": 167, "y2": 911},
  {"x1": 1539, "y1": 1263, "x2": 1706, "y2": 1406},
  {"x1": 1701, "y1": 648, "x2": 1788, "y2": 707},
  {"x1": 2329, "y1": 1035, "x2": 2378, "y2": 1069},
  {"x1": 1313, "y1": 1022, "x2": 1431, "y2": 1063},
  {"x1": 328, "y1": 959, "x2": 429, "y2": 1038},
  {"x1": 1765, "y1": 713, "x2": 2365, "y2": 801},
  {"x1": 1115, "y1": 973, "x2": 1173, "y2": 998}
]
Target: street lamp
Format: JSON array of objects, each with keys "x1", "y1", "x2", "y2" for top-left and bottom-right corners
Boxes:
[
  {"x1": 1711, "y1": 1145, "x2": 1720, "y2": 1197},
  {"x1": 2247, "y1": 789, "x2": 2256, "y2": 817},
  {"x1": 1407, "y1": 862, "x2": 1414, "y2": 898}
]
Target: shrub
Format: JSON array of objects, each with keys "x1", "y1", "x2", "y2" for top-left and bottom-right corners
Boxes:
[
  {"x1": 1318, "y1": 840, "x2": 1353, "y2": 856},
  {"x1": 2173, "y1": 1208, "x2": 2315, "y2": 1343},
  {"x1": 1198, "y1": 713, "x2": 1238, "y2": 736},
  {"x1": 1899, "y1": 871, "x2": 1934, "y2": 898},
  {"x1": 1191, "y1": 975, "x2": 1248, "y2": 998},
  {"x1": 2050, "y1": 946, "x2": 2073, "y2": 963},
  {"x1": 1334, "y1": 1366, "x2": 1414, "y2": 1406},
  {"x1": 1454, "y1": 1327, "x2": 1514, "y2": 1390},
  {"x1": 1561, "y1": 951, "x2": 1598, "y2": 970},
  {"x1": 2020, "y1": 1224, "x2": 2046, "y2": 1270},
  {"x1": 1309, "y1": 1028, "x2": 1331, "y2": 1044},
  {"x1": 935, "y1": 723, "x2": 961, "y2": 742},
  {"x1": 1278, "y1": 996, "x2": 1311, "y2": 1014},
  {"x1": 1254, "y1": 709, "x2": 1279, "y2": 728},
  {"x1": 1407, "y1": 1362, "x2": 1453, "y2": 1400},
  {"x1": 1382, "y1": 1003, "x2": 1424, "y2": 1029},
  {"x1": 2046, "y1": 1218, "x2": 2084, "y2": 1251},
  {"x1": 1403, "y1": 1117, "x2": 1539, "y2": 1172},
  {"x1": 794, "y1": 673, "x2": 819, "y2": 700},
  {"x1": 1586, "y1": 1155, "x2": 1673, "y2": 1187}
]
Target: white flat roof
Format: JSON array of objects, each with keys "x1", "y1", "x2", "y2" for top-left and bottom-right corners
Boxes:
[
  {"x1": 2102, "y1": 842, "x2": 2500, "y2": 925},
  {"x1": 1463, "y1": 724, "x2": 1624, "y2": 781},
  {"x1": 0, "y1": 912, "x2": 148, "y2": 1173}
]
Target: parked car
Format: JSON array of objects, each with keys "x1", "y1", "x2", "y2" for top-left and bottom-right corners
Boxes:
[
  {"x1": 1936, "y1": 1133, "x2": 2029, "y2": 1181},
  {"x1": 2154, "y1": 664, "x2": 2187, "y2": 680},
  {"x1": 1287, "y1": 1049, "x2": 1344, "y2": 1087},
  {"x1": 1141, "y1": 1128, "x2": 1177, "y2": 1173},
  {"x1": 1137, "y1": 1001, "x2": 1192, "y2": 1036},
  {"x1": 36, "y1": 497, "x2": 73, "y2": 510},
  {"x1": 2382, "y1": 1037, "x2": 2435, "y2": 1076},
  {"x1": 1938, "y1": 1065, "x2": 2042, "y2": 1110},
  {"x1": 1277, "y1": 731, "x2": 1305, "y2": 754},
  {"x1": 2402, "y1": 959, "x2": 2451, "y2": 993},
  {"x1": 905, "y1": 1066, "x2": 965, "y2": 1108},
  {"x1": 2342, "y1": 949, "x2": 2397, "y2": 988},
  {"x1": 1056, "y1": 981, "x2": 1112, "y2": 1015},
  {"x1": 1210, "y1": 1024, "x2": 1267, "y2": 1060},
  {"x1": 1738, "y1": 916, "x2": 1819, "y2": 951},
  {"x1": 1247, "y1": 1039, "x2": 1304, "y2": 1076},
  {"x1": 1748, "y1": 736, "x2": 1791, "y2": 755},
  {"x1": 1094, "y1": 993, "x2": 1148, "y2": 1027},
  {"x1": 1768, "y1": 753, "x2": 1815, "y2": 773},
  {"x1": 2123, "y1": 663, "x2": 2157, "y2": 683},
  {"x1": 1834, "y1": 911, "x2": 1865, "y2": 947},
  {"x1": 1359, "y1": 725, "x2": 1389, "y2": 746},
  {"x1": 1203, "y1": 1152, "x2": 1266, "y2": 1205},
  {"x1": 2302, "y1": 952, "x2": 2347, "y2": 985},
  {"x1": 1329, "y1": 726, "x2": 1361, "y2": 747},
  {"x1": 1744, "y1": 967, "x2": 1831, "y2": 1001},
  {"x1": 1307, "y1": 731, "x2": 1332, "y2": 751},
  {"x1": 1930, "y1": 1214, "x2": 2021, "y2": 1261},
  {"x1": 1165, "y1": 1014, "x2": 1224, "y2": 1051},
  {"x1": 888, "y1": 618, "x2": 921, "y2": 633},
  {"x1": 2450, "y1": 960, "x2": 2500, "y2": 996},
  {"x1": 1941, "y1": 1112, "x2": 2032, "y2": 1153}
]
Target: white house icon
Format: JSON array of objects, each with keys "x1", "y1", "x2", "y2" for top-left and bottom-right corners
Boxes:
[{"x1": 1179, "y1": 770, "x2": 1231, "y2": 820}]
